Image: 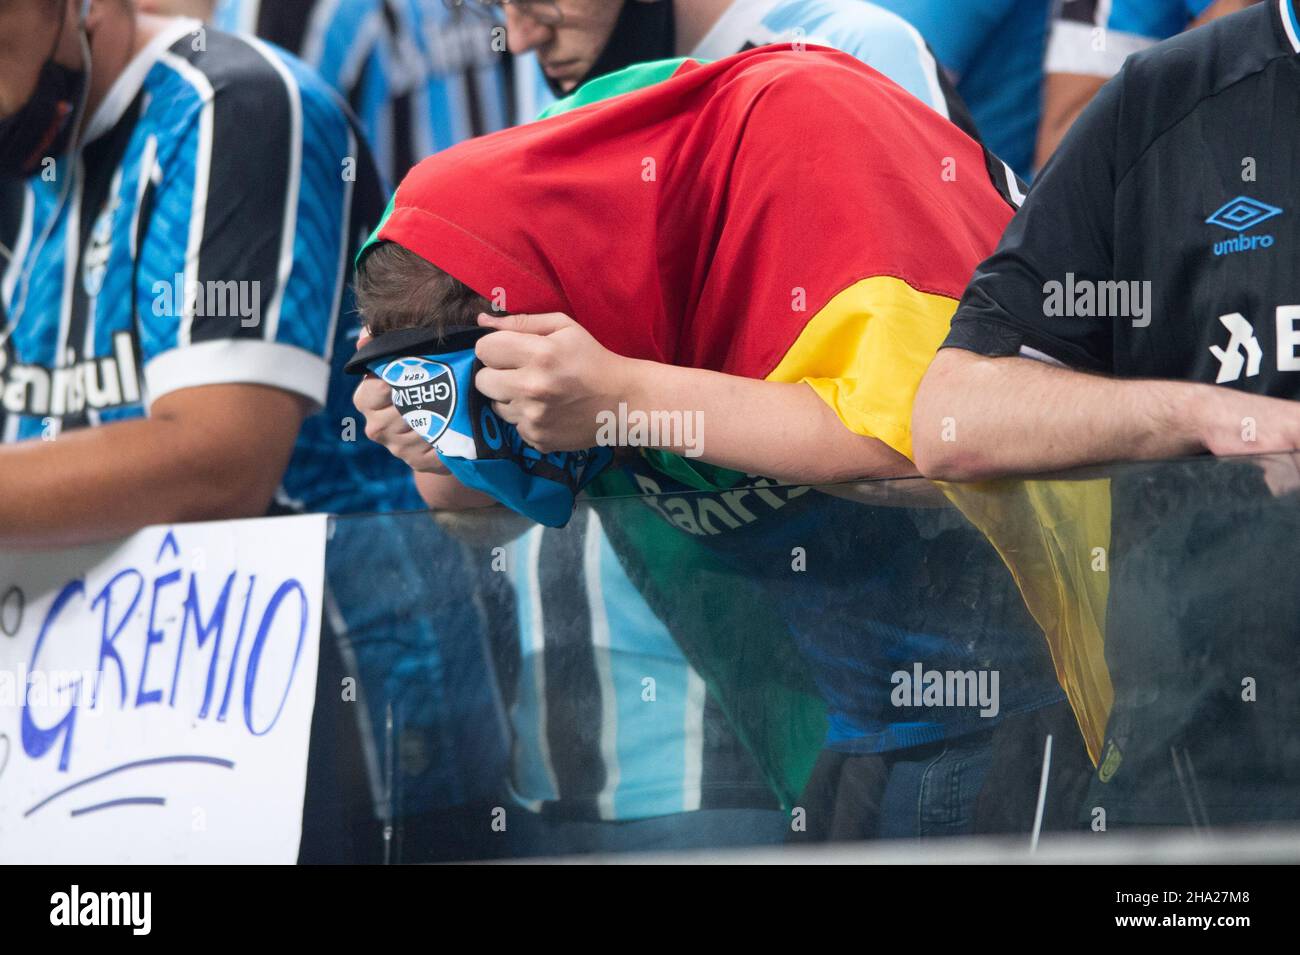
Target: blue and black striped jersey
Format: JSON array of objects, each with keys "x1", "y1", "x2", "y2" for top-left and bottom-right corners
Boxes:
[
  {"x1": 213, "y1": 0, "x2": 514, "y2": 188},
  {"x1": 0, "y1": 18, "x2": 420, "y2": 514}
]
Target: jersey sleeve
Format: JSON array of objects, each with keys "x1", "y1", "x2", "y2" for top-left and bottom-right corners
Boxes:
[
  {"x1": 135, "y1": 36, "x2": 356, "y2": 412},
  {"x1": 942, "y1": 73, "x2": 1124, "y2": 372},
  {"x1": 1045, "y1": 0, "x2": 1200, "y2": 78}
]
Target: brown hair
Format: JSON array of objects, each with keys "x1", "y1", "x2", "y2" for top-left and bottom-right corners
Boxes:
[{"x1": 354, "y1": 241, "x2": 494, "y2": 336}]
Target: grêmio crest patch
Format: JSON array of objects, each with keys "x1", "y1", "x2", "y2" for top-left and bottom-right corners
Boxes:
[
  {"x1": 378, "y1": 356, "x2": 456, "y2": 445},
  {"x1": 347, "y1": 324, "x2": 613, "y2": 527}
]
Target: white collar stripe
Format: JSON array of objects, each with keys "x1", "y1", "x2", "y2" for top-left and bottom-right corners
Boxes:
[
  {"x1": 1281, "y1": 0, "x2": 1300, "y2": 53},
  {"x1": 83, "y1": 17, "x2": 203, "y2": 143}
]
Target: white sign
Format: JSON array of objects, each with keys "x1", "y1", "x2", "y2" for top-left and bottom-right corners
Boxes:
[{"x1": 0, "y1": 514, "x2": 327, "y2": 863}]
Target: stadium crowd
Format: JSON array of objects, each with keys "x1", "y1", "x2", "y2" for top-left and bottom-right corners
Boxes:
[{"x1": 2, "y1": 0, "x2": 1297, "y2": 858}]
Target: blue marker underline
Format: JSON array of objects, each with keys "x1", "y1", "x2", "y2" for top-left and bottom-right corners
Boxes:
[
  {"x1": 70, "y1": 796, "x2": 167, "y2": 817},
  {"x1": 25, "y1": 754, "x2": 235, "y2": 817}
]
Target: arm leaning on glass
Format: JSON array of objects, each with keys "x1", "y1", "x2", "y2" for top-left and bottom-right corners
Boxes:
[{"x1": 916, "y1": 4, "x2": 1300, "y2": 481}]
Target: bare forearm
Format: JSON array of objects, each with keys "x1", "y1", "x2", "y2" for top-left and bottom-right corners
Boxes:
[
  {"x1": 0, "y1": 386, "x2": 304, "y2": 548},
  {"x1": 911, "y1": 350, "x2": 1208, "y2": 480},
  {"x1": 413, "y1": 470, "x2": 498, "y2": 511},
  {"x1": 411, "y1": 352, "x2": 918, "y2": 512},
  {"x1": 621, "y1": 358, "x2": 915, "y2": 484},
  {"x1": 0, "y1": 422, "x2": 284, "y2": 548}
]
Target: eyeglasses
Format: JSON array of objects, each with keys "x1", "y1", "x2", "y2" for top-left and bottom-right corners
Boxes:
[{"x1": 441, "y1": 0, "x2": 564, "y2": 28}]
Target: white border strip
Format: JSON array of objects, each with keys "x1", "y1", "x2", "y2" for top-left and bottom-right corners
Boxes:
[
  {"x1": 1282, "y1": 0, "x2": 1300, "y2": 53},
  {"x1": 1045, "y1": 20, "x2": 1155, "y2": 77},
  {"x1": 901, "y1": 20, "x2": 950, "y2": 120},
  {"x1": 143, "y1": 338, "x2": 330, "y2": 409},
  {"x1": 158, "y1": 51, "x2": 215, "y2": 349}
]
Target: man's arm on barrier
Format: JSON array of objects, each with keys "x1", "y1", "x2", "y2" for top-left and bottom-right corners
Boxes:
[
  {"x1": 911, "y1": 349, "x2": 1300, "y2": 481},
  {"x1": 0, "y1": 384, "x2": 307, "y2": 548}
]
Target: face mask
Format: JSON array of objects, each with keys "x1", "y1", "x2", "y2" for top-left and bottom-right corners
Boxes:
[
  {"x1": 0, "y1": 3, "x2": 87, "y2": 180},
  {"x1": 548, "y1": 0, "x2": 676, "y2": 98},
  {"x1": 346, "y1": 325, "x2": 613, "y2": 528}
]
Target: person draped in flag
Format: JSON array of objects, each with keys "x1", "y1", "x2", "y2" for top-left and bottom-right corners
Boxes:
[
  {"x1": 351, "y1": 45, "x2": 1091, "y2": 839},
  {"x1": 354, "y1": 45, "x2": 1021, "y2": 493}
]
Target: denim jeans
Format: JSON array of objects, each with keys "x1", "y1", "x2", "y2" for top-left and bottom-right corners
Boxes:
[{"x1": 796, "y1": 701, "x2": 1092, "y2": 841}]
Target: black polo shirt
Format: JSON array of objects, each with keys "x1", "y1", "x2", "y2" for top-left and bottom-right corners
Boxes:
[
  {"x1": 945, "y1": 0, "x2": 1300, "y2": 395},
  {"x1": 943, "y1": 1, "x2": 1300, "y2": 825}
]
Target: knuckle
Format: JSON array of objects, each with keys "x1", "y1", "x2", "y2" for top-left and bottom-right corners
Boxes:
[
  {"x1": 527, "y1": 373, "x2": 555, "y2": 400},
  {"x1": 356, "y1": 382, "x2": 390, "y2": 412},
  {"x1": 532, "y1": 342, "x2": 557, "y2": 372},
  {"x1": 517, "y1": 376, "x2": 540, "y2": 401}
]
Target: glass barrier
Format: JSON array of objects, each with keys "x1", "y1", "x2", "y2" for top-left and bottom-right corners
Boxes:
[{"x1": 299, "y1": 450, "x2": 1300, "y2": 861}]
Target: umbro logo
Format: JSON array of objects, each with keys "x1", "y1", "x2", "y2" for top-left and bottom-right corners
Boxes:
[
  {"x1": 1207, "y1": 196, "x2": 1283, "y2": 256},
  {"x1": 1207, "y1": 196, "x2": 1283, "y2": 232}
]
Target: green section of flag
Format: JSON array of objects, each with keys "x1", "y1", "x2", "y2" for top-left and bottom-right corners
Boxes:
[
  {"x1": 638, "y1": 449, "x2": 747, "y2": 493},
  {"x1": 355, "y1": 191, "x2": 397, "y2": 268},
  {"x1": 590, "y1": 468, "x2": 827, "y2": 808}
]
